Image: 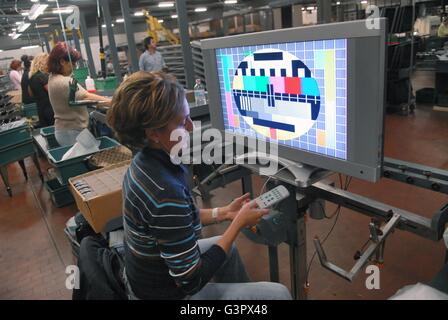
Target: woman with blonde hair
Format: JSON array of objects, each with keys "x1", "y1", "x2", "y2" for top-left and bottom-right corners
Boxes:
[{"x1": 29, "y1": 53, "x2": 54, "y2": 127}]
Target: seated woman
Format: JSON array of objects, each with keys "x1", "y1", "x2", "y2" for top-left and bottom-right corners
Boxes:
[
  {"x1": 47, "y1": 42, "x2": 111, "y2": 147},
  {"x1": 107, "y1": 72, "x2": 292, "y2": 300},
  {"x1": 29, "y1": 53, "x2": 54, "y2": 128}
]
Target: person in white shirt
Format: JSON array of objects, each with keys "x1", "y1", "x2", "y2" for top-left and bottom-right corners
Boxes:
[
  {"x1": 9, "y1": 59, "x2": 23, "y2": 90},
  {"x1": 139, "y1": 36, "x2": 167, "y2": 73}
]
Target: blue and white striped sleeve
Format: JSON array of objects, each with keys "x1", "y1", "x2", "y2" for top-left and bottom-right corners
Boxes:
[{"x1": 150, "y1": 199, "x2": 226, "y2": 295}]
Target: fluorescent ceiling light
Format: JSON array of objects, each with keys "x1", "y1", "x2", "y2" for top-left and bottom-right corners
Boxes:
[
  {"x1": 134, "y1": 11, "x2": 144, "y2": 16},
  {"x1": 11, "y1": 28, "x2": 17, "y2": 31},
  {"x1": 18, "y1": 22, "x2": 31, "y2": 33},
  {"x1": 336, "y1": 1, "x2": 341, "y2": 4},
  {"x1": 8, "y1": 33, "x2": 15, "y2": 37},
  {"x1": 21, "y1": 12, "x2": 30, "y2": 16},
  {"x1": 102, "y1": 24, "x2": 115, "y2": 28},
  {"x1": 30, "y1": 0, "x2": 38, "y2": 2},
  {"x1": 224, "y1": 0, "x2": 237, "y2": 4},
  {"x1": 158, "y1": 19, "x2": 164, "y2": 23},
  {"x1": 35, "y1": 24, "x2": 50, "y2": 29},
  {"x1": 52, "y1": 8, "x2": 74, "y2": 14},
  {"x1": 13, "y1": 33, "x2": 22, "y2": 40},
  {"x1": 171, "y1": 14, "x2": 178, "y2": 19},
  {"x1": 195, "y1": 7, "x2": 207, "y2": 12},
  {"x1": 21, "y1": 45, "x2": 40, "y2": 50},
  {"x1": 116, "y1": 18, "x2": 125, "y2": 23},
  {"x1": 29, "y1": 3, "x2": 48, "y2": 21},
  {"x1": 158, "y1": 2, "x2": 174, "y2": 8},
  {"x1": 360, "y1": 1, "x2": 368, "y2": 4},
  {"x1": 306, "y1": 6, "x2": 315, "y2": 10},
  {"x1": 15, "y1": 21, "x2": 22, "y2": 25}
]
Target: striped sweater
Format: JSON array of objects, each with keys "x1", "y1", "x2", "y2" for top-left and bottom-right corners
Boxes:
[{"x1": 122, "y1": 147, "x2": 226, "y2": 299}]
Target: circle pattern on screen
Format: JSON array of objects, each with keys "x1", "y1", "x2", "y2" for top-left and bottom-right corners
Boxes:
[{"x1": 232, "y1": 49, "x2": 321, "y2": 140}]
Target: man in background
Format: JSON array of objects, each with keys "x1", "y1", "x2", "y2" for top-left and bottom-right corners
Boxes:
[{"x1": 139, "y1": 36, "x2": 167, "y2": 73}]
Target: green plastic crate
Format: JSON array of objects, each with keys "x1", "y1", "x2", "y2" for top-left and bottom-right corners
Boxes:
[
  {"x1": 0, "y1": 123, "x2": 31, "y2": 150},
  {"x1": 47, "y1": 136, "x2": 120, "y2": 185},
  {"x1": 40, "y1": 126, "x2": 60, "y2": 149},
  {"x1": 45, "y1": 178, "x2": 74, "y2": 208},
  {"x1": 73, "y1": 67, "x2": 89, "y2": 85},
  {"x1": 0, "y1": 139, "x2": 35, "y2": 166},
  {"x1": 94, "y1": 77, "x2": 118, "y2": 91},
  {"x1": 22, "y1": 103, "x2": 38, "y2": 118}
]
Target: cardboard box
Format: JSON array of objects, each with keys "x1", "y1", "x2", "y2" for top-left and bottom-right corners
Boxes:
[{"x1": 68, "y1": 161, "x2": 130, "y2": 233}]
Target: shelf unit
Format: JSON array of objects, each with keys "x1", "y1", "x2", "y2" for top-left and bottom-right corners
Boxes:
[
  {"x1": 158, "y1": 44, "x2": 186, "y2": 87},
  {"x1": 158, "y1": 42, "x2": 206, "y2": 88}
]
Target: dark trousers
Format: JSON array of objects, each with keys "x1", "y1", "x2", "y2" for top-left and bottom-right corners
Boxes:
[{"x1": 37, "y1": 104, "x2": 54, "y2": 127}]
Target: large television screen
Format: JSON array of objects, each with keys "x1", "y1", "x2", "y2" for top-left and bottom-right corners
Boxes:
[
  {"x1": 202, "y1": 20, "x2": 386, "y2": 182},
  {"x1": 216, "y1": 39, "x2": 348, "y2": 161}
]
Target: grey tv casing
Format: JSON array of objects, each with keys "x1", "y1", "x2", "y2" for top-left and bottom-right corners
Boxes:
[{"x1": 201, "y1": 19, "x2": 387, "y2": 183}]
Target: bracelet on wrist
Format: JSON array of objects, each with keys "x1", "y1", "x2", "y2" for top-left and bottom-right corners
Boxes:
[{"x1": 212, "y1": 207, "x2": 219, "y2": 224}]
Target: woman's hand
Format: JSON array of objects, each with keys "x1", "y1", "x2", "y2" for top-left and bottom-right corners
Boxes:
[
  {"x1": 221, "y1": 193, "x2": 251, "y2": 221},
  {"x1": 232, "y1": 201, "x2": 269, "y2": 230},
  {"x1": 85, "y1": 92, "x2": 112, "y2": 107},
  {"x1": 97, "y1": 98, "x2": 112, "y2": 107}
]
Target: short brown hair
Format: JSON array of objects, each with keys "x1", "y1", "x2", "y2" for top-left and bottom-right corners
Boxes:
[
  {"x1": 10, "y1": 59, "x2": 21, "y2": 70},
  {"x1": 107, "y1": 71, "x2": 185, "y2": 149},
  {"x1": 48, "y1": 42, "x2": 81, "y2": 74}
]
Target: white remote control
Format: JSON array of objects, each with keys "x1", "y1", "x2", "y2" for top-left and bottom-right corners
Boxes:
[{"x1": 253, "y1": 185, "x2": 290, "y2": 209}]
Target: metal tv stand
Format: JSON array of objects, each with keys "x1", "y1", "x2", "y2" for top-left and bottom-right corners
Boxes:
[{"x1": 235, "y1": 152, "x2": 331, "y2": 188}]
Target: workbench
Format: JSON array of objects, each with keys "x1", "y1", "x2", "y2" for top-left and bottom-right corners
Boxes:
[{"x1": 0, "y1": 120, "x2": 43, "y2": 196}]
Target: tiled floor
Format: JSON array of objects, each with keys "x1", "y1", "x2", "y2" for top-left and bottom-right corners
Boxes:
[
  {"x1": 0, "y1": 104, "x2": 447, "y2": 300},
  {"x1": 202, "y1": 104, "x2": 448, "y2": 300},
  {"x1": 0, "y1": 159, "x2": 74, "y2": 300}
]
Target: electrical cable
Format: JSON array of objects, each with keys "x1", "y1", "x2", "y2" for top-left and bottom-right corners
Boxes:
[
  {"x1": 305, "y1": 207, "x2": 341, "y2": 287},
  {"x1": 305, "y1": 174, "x2": 353, "y2": 286},
  {"x1": 354, "y1": 238, "x2": 372, "y2": 260},
  {"x1": 259, "y1": 163, "x2": 297, "y2": 196}
]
